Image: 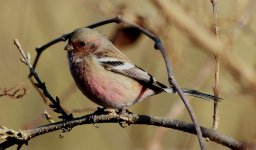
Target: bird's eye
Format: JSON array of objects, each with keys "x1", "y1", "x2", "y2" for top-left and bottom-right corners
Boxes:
[{"x1": 78, "y1": 41, "x2": 85, "y2": 47}]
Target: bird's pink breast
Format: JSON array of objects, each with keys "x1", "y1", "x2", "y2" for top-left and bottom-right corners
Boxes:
[{"x1": 68, "y1": 54, "x2": 155, "y2": 109}]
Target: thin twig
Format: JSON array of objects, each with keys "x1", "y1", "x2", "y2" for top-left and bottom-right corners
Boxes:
[
  {"x1": 210, "y1": 0, "x2": 220, "y2": 130},
  {"x1": 0, "y1": 111, "x2": 248, "y2": 150},
  {"x1": 170, "y1": 79, "x2": 205, "y2": 150},
  {"x1": 14, "y1": 39, "x2": 72, "y2": 121},
  {"x1": 42, "y1": 110, "x2": 55, "y2": 123},
  {"x1": 29, "y1": 78, "x2": 49, "y2": 105},
  {"x1": 149, "y1": 60, "x2": 214, "y2": 150},
  {"x1": 0, "y1": 84, "x2": 29, "y2": 99}
]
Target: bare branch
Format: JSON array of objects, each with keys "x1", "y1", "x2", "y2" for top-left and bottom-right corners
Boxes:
[
  {"x1": 14, "y1": 39, "x2": 72, "y2": 121},
  {"x1": 0, "y1": 110, "x2": 248, "y2": 150}
]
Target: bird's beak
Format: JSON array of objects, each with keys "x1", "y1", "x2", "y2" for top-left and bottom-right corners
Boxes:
[{"x1": 64, "y1": 44, "x2": 74, "y2": 51}]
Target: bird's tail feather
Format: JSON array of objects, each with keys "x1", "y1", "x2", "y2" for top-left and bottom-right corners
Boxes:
[{"x1": 164, "y1": 88, "x2": 222, "y2": 101}]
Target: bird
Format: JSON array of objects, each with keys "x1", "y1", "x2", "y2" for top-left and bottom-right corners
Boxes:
[{"x1": 64, "y1": 27, "x2": 219, "y2": 109}]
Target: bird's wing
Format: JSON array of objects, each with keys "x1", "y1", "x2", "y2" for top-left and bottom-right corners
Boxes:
[{"x1": 97, "y1": 57, "x2": 169, "y2": 91}]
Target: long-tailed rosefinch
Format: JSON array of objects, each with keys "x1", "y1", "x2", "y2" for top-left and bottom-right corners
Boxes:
[{"x1": 65, "y1": 28, "x2": 218, "y2": 109}]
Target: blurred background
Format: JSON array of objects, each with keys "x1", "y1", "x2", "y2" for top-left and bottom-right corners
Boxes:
[{"x1": 1, "y1": 0, "x2": 256, "y2": 149}]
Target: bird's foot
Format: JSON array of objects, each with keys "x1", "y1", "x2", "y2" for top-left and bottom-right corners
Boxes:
[
  {"x1": 90, "y1": 107, "x2": 117, "y2": 128},
  {"x1": 92, "y1": 107, "x2": 116, "y2": 115},
  {"x1": 117, "y1": 108, "x2": 133, "y2": 128},
  {"x1": 91, "y1": 107, "x2": 133, "y2": 128}
]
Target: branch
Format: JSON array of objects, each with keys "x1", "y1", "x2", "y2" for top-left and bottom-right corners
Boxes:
[
  {"x1": 30, "y1": 16, "x2": 206, "y2": 149},
  {"x1": 14, "y1": 39, "x2": 72, "y2": 121},
  {"x1": 0, "y1": 110, "x2": 248, "y2": 150},
  {"x1": 119, "y1": 16, "x2": 205, "y2": 150}
]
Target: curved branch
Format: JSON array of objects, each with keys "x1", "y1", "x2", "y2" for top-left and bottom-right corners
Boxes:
[
  {"x1": 0, "y1": 111, "x2": 247, "y2": 150},
  {"x1": 30, "y1": 16, "x2": 122, "y2": 76},
  {"x1": 111, "y1": 16, "x2": 205, "y2": 149}
]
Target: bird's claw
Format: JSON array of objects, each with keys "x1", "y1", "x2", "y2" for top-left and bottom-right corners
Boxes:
[
  {"x1": 91, "y1": 107, "x2": 133, "y2": 128},
  {"x1": 92, "y1": 107, "x2": 116, "y2": 115},
  {"x1": 117, "y1": 108, "x2": 133, "y2": 128}
]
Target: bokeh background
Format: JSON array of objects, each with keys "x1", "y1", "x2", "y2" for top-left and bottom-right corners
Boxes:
[{"x1": 1, "y1": 0, "x2": 256, "y2": 150}]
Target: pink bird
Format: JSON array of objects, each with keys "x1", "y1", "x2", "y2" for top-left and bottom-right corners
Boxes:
[{"x1": 65, "y1": 28, "x2": 218, "y2": 109}]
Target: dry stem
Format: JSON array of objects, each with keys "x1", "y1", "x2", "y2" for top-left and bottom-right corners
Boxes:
[{"x1": 210, "y1": 0, "x2": 220, "y2": 130}]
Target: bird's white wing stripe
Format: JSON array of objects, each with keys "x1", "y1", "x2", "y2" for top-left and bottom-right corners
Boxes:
[
  {"x1": 97, "y1": 57, "x2": 120, "y2": 62},
  {"x1": 97, "y1": 57, "x2": 135, "y2": 70},
  {"x1": 113, "y1": 62, "x2": 134, "y2": 70}
]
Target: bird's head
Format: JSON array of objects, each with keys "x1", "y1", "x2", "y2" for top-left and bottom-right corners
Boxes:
[{"x1": 64, "y1": 28, "x2": 103, "y2": 55}]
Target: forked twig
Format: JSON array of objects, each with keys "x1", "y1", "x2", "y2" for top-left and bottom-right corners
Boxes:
[{"x1": 14, "y1": 39, "x2": 72, "y2": 121}]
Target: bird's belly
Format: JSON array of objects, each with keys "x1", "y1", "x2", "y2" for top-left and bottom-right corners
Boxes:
[
  {"x1": 82, "y1": 72, "x2": 147, "y2": 108},
  {"x1": 71, "y1": 66, "x2": 153, "y2": 109}
]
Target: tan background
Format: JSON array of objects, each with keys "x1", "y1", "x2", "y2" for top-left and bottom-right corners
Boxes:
[{"x1": 0, "y1": 0, "x2": 256, "y2": 150}]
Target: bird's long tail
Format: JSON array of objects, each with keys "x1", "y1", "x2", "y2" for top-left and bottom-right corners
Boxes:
[{"x1": 163, "y1": 88, "x2": 222, "y2": 101}]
